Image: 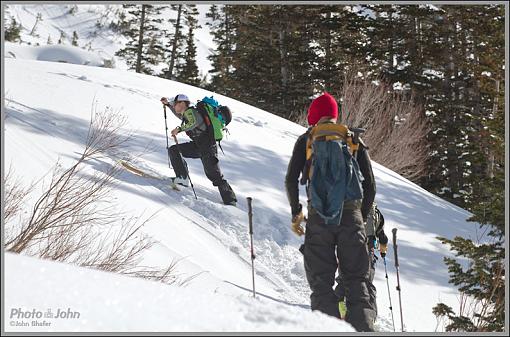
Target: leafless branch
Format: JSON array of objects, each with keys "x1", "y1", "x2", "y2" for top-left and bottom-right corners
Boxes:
[
  {"x1": 336, "y1": 73, "x2": 430, "y2": 182},
  {"x1": 4, "y1": 105, "x2": 192, "y2": 287}
]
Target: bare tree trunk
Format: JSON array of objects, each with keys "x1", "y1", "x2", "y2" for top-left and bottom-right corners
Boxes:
[
  {"x1": 168, "y1": 4, "x2": 183, "y2": 79},
  {"x1": 135, "y1": 5, "x2": 146, "y2": 74}
]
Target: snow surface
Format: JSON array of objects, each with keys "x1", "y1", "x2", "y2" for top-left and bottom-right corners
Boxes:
[
  {"x1": 4, "y1": 253, "x2": 354, "y2": 332},
  {"x1": 4, "y1": 45, "x2": 481, "y2": 332},
  {"x1": 5, "y1": 41, "x2": 106, "y2": 66},
  {"x1": 5, "y1": 4, "x2": 213, "y2": 76}
]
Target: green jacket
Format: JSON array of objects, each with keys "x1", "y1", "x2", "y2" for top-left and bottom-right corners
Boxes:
[{"x1": 173, "y1": 107, "x2": 207, "y2": 137}]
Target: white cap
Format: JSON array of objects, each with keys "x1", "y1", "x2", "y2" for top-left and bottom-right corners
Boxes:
[{"x1": 173, "y1": 94, "x2": 190, "y2": 103}]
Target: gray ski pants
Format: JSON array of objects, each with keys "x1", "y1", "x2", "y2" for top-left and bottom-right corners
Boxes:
[{"x1": 303, "y1": 200, "x2": 376, "y2": 332}]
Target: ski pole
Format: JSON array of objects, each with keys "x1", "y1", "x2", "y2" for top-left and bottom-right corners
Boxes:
[
  {"x1": 247, "y1": 197, "x2": 256, "y2": 298},
  {"x1": 163, "y1": 105, "x2": 171, "y2": 168},
  {"x1": 392, "y1": 228, "x2": 404, "y2": 332},
  {"x1": 172, "y1": 135, "x2": 197, "y2": 200},
  {"x1": 382, "y1": 256, "x2": 396, "y2": 332}
]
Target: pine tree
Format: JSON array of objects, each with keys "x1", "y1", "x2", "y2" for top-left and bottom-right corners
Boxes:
[
  {"x1": 161, "y1": 4, "x2": 185, "y2": 80},
  {"x1": 58, "y1": 31, "x2": 66, "y2": 44},
  {"x1": 71, "y1": 31, "x2": 79, "y2": 46},
  {"x1": 432, "y1": 5, "x2": 505, "y2": 332},
  {"x1": 229, "y1": 6, "x2": 283, "y2": 114},
  {"x1": 227, "y1": 5, "x2": 318, "y2": 118},
  {"x1": 310, "y1": 5, "x2": 367, "y2": 94},
  {"x1": 5, "y1": 18, "x2": 22, "y2": 43},
  {"x1": 115, "y1": 4, "x2": 165, "y2": 75},
  {"x1": 205, "y1": 5, "x2": 237, "y2": 95},
  {"x1": 273, "y1": 5, "x2": 317, "y2": 118},
  {"x1": 174, "y1": 5, "x2": 201, "y2": 86}
]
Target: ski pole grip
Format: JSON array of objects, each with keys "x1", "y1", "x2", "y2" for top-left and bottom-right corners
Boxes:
[
  {"x1": 247, "y1": 197, "x2": 253, "y2": 234},
  {"x1": 163, "y1": 105, "x2": 167, "y2": 119},
  {"x1": 392, "y1": 228, "x2": 399, "y2": 267}
]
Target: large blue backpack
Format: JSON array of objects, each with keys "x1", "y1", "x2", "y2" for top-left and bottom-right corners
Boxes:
[{"x1": 301, "y1": 123, "x2": 364, "y2": 225}]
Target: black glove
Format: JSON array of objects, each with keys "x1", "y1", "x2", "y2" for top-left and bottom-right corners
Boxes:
[
  {"x1": 292, "y1": 203, "x2": 303, "y2": 219},
  {"x1": 377, "y1": 231, "x2": 388, "y2": 257}
]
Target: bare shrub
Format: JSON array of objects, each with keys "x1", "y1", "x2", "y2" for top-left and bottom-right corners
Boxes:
[
  {"x1": 3, "y1": 166, "x2": 35, "y2": 243},
  {"x1": 4, "y1": 106, "x2": 189, "y2": 286},
  {"x1": 288, "y1": 107, "x2": 309, "y2": 127},
  {"x1": 335, "y1": 73, "x2": 430, "y2": 182}
]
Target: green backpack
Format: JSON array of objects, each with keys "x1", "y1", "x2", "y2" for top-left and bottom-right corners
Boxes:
[{"x1": 196, "y1": 96, "x2": 232, "y2": 152}]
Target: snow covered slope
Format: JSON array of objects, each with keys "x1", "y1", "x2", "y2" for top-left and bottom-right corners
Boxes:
[
  {"x1": 5, "y1": 41, "x2": 107, "y2": 66},
  {"x1": 5, "y1": 4, "x2": 213, "y2": 75},
  {"x1": 4, "y1": 52, "x2": 481, "y2": 332},
  {"x1": 4, "y1": 253, "x2": 353, "y2": 332}
]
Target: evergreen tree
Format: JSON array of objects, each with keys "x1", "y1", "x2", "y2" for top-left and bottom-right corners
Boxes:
[
  {"x1": 310, "y1": 5, "x2": 367, "y2": 94},
  {"x1": 175, "y1": 5, "x2": 201, "y2": 86},
  {"x1": 273, "y1": 5, "x2": 317, "y2": 117},
  {"x1": 161, "y1": 4, "x2": 185, "y2": 80},
  {"x1": 71, "y1": 31, "x2": 79, "y2": 46},
  {"x1": 115, "y1": 4, "x2": 165, "y2": 75},
  {"x1": 229, "y1": 5, "x2": 317, "y2": 118},
  {"x1": 205, "y1": 5, "x2": 237, "y2": 95},
  {"x1": 231, "y1": 6, "x2": 289, "y2": 114},
  {"x1": 58, "y1": 31, "x2": 66, "y2": 44},
  {"x1": 431, "y1": 5, "x2": 505, "y2": 332},
  {"x1": 5, "y1": 17, "x2": 22, "y2": 43}
]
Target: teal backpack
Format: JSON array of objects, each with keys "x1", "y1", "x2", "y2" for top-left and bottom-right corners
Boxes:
[{"x1": 196, "y1": 96, "x2": 232, "y2": 153}]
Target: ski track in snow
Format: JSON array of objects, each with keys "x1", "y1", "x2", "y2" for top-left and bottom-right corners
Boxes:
[{"x1": 114, "y1": 157, "x2": 311, "y2": 306}]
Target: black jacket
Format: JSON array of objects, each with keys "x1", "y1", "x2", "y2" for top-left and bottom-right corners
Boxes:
[{"x1": 285, "y1": 129, "x2": 376, "y2": 221}]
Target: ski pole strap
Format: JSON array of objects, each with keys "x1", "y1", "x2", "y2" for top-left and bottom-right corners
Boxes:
[{"x1": 392, "y1": 228, "x2": 399, "y2": 267}]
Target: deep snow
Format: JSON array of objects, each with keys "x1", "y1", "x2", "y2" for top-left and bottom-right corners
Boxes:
[{"x1": 3, "y1": 45, "x2": 481, "y2": 332}]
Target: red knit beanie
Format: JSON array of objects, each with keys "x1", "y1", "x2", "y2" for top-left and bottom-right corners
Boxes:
[{"x1": 307, "y1": 92, "x2": 338, "y2": 126}]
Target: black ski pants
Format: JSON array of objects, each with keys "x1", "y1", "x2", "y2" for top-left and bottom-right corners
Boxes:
[
  {"x1": 168, "y1": 141, "x2": 236, "y2": 204},
  {"x1": 303, "y1": 200, "x2": 376, "y2": 332},
  {"x1": 169, "y1": 141, "x2": 225, "y2": 186},
  {"x1": 335, "y1": 247, "x2": 378, "y2": 318}
]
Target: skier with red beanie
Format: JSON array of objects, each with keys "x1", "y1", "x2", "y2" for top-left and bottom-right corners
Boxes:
[{"x1": 285, "y1": 92, "x2": 376, "y2": 332}]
